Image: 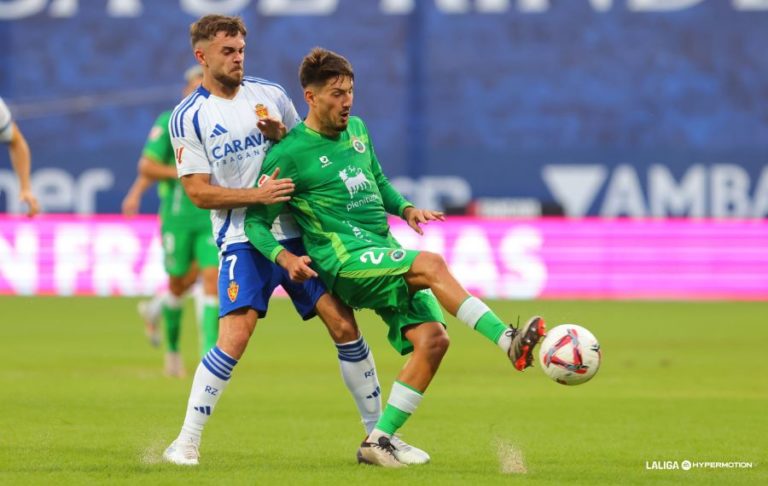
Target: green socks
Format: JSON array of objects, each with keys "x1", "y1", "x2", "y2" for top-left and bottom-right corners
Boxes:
[
  {"x1": 162, "y1": 295, "x2": 183, "y2": 352},
  {"x1": 372, "y1": 381, "x2": 423, "y2": 437},
  {"x1": 456, "y1": 296, "x2": 507, "y2": 344}
]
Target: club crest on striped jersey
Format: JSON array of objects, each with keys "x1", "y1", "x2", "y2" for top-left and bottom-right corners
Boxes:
[
  {"x1": 255, "y1": 103, "x2": 269, "y2": 119},
  {"x1": 339, "y1": 166, "x2": 371, "y2": 198},
  {"x1": 351, "y1": 137, "x2": 366, "y2": 153},
  {"x1": 227, "y1": 280, "x2": 239, "y2": 302}
]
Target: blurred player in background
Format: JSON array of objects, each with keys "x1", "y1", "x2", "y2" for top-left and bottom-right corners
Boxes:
[
  {"x1": 121, "y1": 66, "x2": 219, "y2": 377},
  {"x1": 162, "y1": 14, "x2": 427, "y2": 467},
  {"x1": 0, "y1": 96, "x2": 39, "y2": 216},
  {"x1": 245, "y1": 48, "x2": 546, "y2": 467}
]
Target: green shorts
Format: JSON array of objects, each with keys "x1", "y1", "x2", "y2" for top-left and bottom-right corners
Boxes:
[
  {"x1": 333, "y1": 247, "x2": 446, "y2": 355},
  {"x1": 161, "y1": 225, "x2": 219, "y2": 277}
]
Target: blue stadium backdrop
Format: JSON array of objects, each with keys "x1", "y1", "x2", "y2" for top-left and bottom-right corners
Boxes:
[{"x1": 0, "y1": 0, "x2": 766, "y2": 217}]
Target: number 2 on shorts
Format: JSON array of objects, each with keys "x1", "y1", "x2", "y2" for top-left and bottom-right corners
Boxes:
[{"x1": 360, "y1": 250, "x2": 383, "y2": 265}]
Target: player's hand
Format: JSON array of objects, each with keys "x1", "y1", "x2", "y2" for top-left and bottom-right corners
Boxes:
[
  {"x1": 122, "y1": 194, "x2": 140, "y2": 216},
  {"x1": 256, "y1": 168, "x2": 294, "y2": 205},
  {"x1": 257, "y1": 116, "x2": 287, "y2": 141},
  {"x1": 403, "y1": 207, "x2": 445, "y2": 235},
  {"x1": 20, "y1": 190, "x2": 39, "y2": 217},
  {"x1": 277, "y1": 251, "x2": 318, "y2": 283}
]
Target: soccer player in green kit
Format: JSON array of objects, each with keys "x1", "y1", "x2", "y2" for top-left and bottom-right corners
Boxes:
[
  {"x1": 123, "y1": 66, "x2": 219, "y2": 376},
  {"x1": 245, "y1": 48, "x2": 546, "y2": 467}
]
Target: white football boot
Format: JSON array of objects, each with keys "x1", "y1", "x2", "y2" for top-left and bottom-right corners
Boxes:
[
  {"x1": 163, "y1": 438, "x2": 200, "y2": 466},
  {"x1": 389, "y1": 435, "x2": 430, "y2": 465},
  {"x1": 356, "y1": 436, "x2": 406, "y2": 468}
]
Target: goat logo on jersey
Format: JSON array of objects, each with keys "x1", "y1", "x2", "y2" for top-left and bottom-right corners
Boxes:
[{"x1": 339, "y1": 166, "x2": 371, "y2": 198}]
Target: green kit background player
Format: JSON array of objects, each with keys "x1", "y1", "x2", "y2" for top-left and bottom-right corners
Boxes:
[
  {"x1": 122, "y1": 66, "x2": 219, "y2": 376},
  {"x1": 245, "y1": 48, "x2": 547, "y2": 467}
]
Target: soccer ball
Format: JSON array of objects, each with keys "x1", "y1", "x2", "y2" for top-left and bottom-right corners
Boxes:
[{"x1": 539, "y1": 324, "x2": 601, "y2": 385}]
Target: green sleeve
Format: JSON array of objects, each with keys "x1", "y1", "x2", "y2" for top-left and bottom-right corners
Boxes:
[
  {"x1": 244, "y1": 149, "x2": 296, "y2": 262},
  {"x1": 369, "y1": 144, "x2": 413, "y2": 217},
  {"x1": 142, "y1": 112, "x2": 174, "y2": 165}
]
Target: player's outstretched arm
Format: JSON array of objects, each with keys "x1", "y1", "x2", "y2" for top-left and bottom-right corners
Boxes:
[{"x1": 181, "y1": 169, "x2": 294, "y2": 210}]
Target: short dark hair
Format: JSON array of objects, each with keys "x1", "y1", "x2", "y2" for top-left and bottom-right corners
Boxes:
[
  {"x1": 299, "y1": 47, "x2": 354, "y2": 88},
  {"x1": 190, "y1": 14, "x2": 247, "y2": 47}
]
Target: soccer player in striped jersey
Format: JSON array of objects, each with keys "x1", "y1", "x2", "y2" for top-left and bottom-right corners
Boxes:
[
  {"x1": 162, "y1": 15, "x2": 426, "y2": 467},
  {"x1": 244, "y1": 48, "x2": 546, "y2": 467},
  {"x1": 0, "y1": 96, "x2": 39, "y2": 216},
  {"x1": 122, "y1": 66, "x2": 220, "y2": 376}
]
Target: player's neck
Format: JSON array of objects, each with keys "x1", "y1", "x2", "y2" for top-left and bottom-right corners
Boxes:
[
  {"x1": 202, "y1": 78, "x2": 240, "y2": 100},
  {"x1": 305, "y1": 113, "x2": 341, "y2": 138}
]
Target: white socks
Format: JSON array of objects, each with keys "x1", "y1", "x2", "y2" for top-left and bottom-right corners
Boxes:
[
  {"x1": 336, "y1": 336, "x2": 382, "y2": 435},
  {"x1": 178, "y1": 346, "x2": 238, "y2": 443}
]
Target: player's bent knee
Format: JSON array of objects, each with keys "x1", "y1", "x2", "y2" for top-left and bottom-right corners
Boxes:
[
  {"x1": 412, "y1": 325, "x2": 450, "y2": 358},
  {"x1": 430, "y1": 331, "x2": 450, "y2": 357},
  {"x1": 322, "y1": 314, "x2": 359, "y2": 343},
  {"x1": 415, "y1": 252, "x2": 449, "y2": 279}
]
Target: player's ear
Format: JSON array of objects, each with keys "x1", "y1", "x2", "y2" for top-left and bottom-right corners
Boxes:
[
  {"x1": 304, "y1": 88, "x2": 315, "y2": 107},
  {"x1": 194, "y1": 48, "x2": 206, "y2": 67}
]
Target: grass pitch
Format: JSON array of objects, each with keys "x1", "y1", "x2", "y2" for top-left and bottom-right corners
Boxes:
[{"x1": 1, "y1": 296, "x2": 766, "y2": 485}]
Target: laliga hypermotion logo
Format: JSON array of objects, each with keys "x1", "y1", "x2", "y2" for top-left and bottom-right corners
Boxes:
[
  {"x1": 339, "y1": 166, "x2": 371, "y2": 198},
  {"x1": 175, "y1": 146, "x2": 184, "y2": 165}
]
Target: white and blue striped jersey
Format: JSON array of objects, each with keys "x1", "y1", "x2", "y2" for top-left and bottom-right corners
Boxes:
[
  {"x1": 170, "y1": 76, "x2": 303, "y2": 251},
  {"x1": 0, "y1": 97, "x2": 14, "y2": 143}
]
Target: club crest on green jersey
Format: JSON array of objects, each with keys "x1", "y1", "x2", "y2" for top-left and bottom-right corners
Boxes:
[
  {"x1": 351, "y1": 137, "x2": 366, "y2": 153},
  {"x1": 339, "y1": 166, "x2": 371, "y2": 198}
]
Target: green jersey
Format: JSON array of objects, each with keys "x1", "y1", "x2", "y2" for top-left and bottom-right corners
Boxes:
[
  {"x1": 245, "y1": 117, "x2": 413, "y2": 289},
  {"x1": 143, "y1": 111, "x2": 209, "y2": 229}
]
